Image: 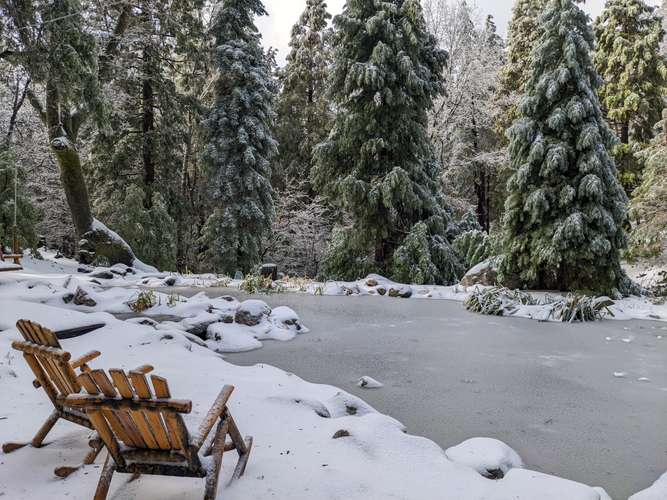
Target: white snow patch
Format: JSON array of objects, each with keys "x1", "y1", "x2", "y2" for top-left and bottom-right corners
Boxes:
[{"x1": 446, "y1": 437, "x2": 523, "y2": 478}]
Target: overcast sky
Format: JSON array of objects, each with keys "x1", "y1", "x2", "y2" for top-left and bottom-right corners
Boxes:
[{"x1": 257, "y1": 0, "x2": 660, "y2": 64}]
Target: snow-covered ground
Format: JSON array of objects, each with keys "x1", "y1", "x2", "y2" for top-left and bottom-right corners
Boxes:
[{"x1": 0, "y1": 250, "x2": 664, "y2": 498}]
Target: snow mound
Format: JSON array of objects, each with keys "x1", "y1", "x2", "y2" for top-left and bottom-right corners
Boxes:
[{"x1": 446, "y1": 437, "x2": 523, "y2": 479}]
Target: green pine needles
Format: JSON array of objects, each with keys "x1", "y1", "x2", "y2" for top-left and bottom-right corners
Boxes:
[
  {"x1": 201, "y1": 0, "x2": 277, "y2": 275},
  {"x1": 500, "y1": 0, "x2": 631, "y2": 296},
  {"x1": 274, "y1": 0, "x2": 332, "y2": 189},
  {"x1": 594, "y1": 0, "x2": 666, "y2": 145},
  {"x1": 313, "y1": 0, "x2": 463, "y2": 285}
]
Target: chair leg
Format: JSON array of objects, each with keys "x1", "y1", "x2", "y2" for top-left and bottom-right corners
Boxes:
[
  {"x1": 231, "y1": 436, "x2": 253, "y2": 481},
  {"x1": 203, "y1": 419, "x2": 228, "y2": 500},
  {"x1": 54, "y1": 434, "x2": 104, "y2": 478},
  {"x1": 31, "y1": 409, "x2": 60, "y2": 447},
  {"x1": 94, "y1": 453, "x2": 116, "y2": 500},
  {"x1": 2, "y1": 410, "x2": 60, "y2": 453},
  {"x1": 84, "y1": 434, "x2": 103, "y2": 465}
]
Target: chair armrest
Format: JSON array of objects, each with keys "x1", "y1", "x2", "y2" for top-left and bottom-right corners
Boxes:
[
  {"x1": 132, "y1": 364, "x2": 154, "y2": 375},
  {"x1": 70, "y1": 350, "x2": 101, "y2": 371},
  {"x1": 192, "y1": 385, "x2": 234, "y2": 451}
]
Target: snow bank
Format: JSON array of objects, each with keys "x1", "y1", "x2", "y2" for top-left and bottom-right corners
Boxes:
[
  {"x1": 0, "y1": 256, "x2": 641, "y2": 499},
  {"x1": 630, "y1": 472, "x2": 667, "y2": 500}
]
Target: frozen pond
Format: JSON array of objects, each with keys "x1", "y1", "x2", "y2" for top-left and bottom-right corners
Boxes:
[{"x1": 166, "y1": 287, "x2": 667, "y2": 499}]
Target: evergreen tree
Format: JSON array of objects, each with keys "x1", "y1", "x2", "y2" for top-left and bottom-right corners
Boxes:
[
  {"x1": 628, "y1": 111, "x2": 667, "y2": 258},
  {"x1": 500, "y1": 0, "x2": 630, "y2": 296},
  {"x1": 0, "y1": 1, "x2": 139, "y2": 264},
  {"x1": 274, "y1": 0, "x2": 332, "y2": 189},
  {"x1": 497, "y1": 0, "x2": 546, "y2": 134},
  {"x1": 595, "y1": 0, "x2": 666, "y2": 144},
  {"x1": 313, "y1": 0, "x2": 463, "y2": 284},
  {"x1": 90, "y1": 1, "x2": 206, "y2": 271},
  {"x1": 0, "y1": 148, "x2": 39, "y2": 250},
  {"x1": 594, "y1": 0, "x2": 666, "y2": 191},
  {"x1": 201, "y1": 0, "x2": 276, "y2": 275},
  {"x1": 95, "y1": 185, "x2": 176, "y2": 270}
]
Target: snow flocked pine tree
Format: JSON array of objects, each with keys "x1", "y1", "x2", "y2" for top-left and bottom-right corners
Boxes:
[
  {"x1": 274, "y1": 0, "x2": 332, "y2": 190},
  {"x1": 500, "y1": 0, "x2": 632, "y2": 296},
  {"x1": 201, "y1": 0, "x2": 277, "y2": 275},
  {"x1": 594, "y1": 0, "x2": 666, "y2": 192},
  {"x1": 497, "y1": 0, "x2": 546, "y2": 134},
  {"x1": 313, "y1": 0, "x2": 464, "y2": 284}
]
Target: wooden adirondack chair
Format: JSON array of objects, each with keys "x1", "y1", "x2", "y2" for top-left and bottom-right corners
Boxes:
[
  {"x1": 1, "y1": 319, "x2": 152, "y2": 477},
  {"x1": 0, "y1": 247, "x2": 22, "y2": 265},
  {"x1": 65, "y1": 368, "x2": 253, "y2": 500}
]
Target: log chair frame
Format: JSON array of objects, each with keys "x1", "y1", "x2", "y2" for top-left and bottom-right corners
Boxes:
[
  {"x1": 66, "y1": 368, "x2": 252, "y2": 500},
  {"x1": 1, "y1": 320, "x2": 151, "y2": 478}
]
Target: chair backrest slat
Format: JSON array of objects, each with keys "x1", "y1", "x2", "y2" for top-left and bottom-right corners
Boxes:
[
  {"x1": 74, "y1": 369, "x2": 190, "y2": 455},
  {"x1": 15, "y1": 320, "x2": 81, "y2": 398},
  {"x1": 151, "y1": 375, "x2": 186, "y2": 450}
]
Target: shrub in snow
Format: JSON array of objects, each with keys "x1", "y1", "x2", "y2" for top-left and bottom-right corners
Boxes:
[
  {"x1": 499, "y1": 0, "x2": 631, "y2": 296},
  {"x1": 392, "y1": 222, "x2": 464, "y2": 286},
  {"x1": 126, "y1": 290, "x2": 157, "y2": 313},
  {"x1": 240, "y1": 273, "x2": 283, "y2": 295},
  {"x1": 454, "y1": 230, "x2": 493, "y2": 270},
  {"x1": 465, "y1": 287, "x2": 537, "y2": 316},
  {"x1": 445, "y1": 437, "x2": 523, "y2": 479},
  {"x1": 94, "y1": 185, "x2": 177, "y2": 271},
  {"x1": 465, "y1": 287, "x2": 615, "y2": 322}
]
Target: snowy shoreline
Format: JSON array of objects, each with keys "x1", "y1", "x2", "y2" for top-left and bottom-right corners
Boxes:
[{"x1": 0, "y1": 251, "x2": 665, "y2": 498}]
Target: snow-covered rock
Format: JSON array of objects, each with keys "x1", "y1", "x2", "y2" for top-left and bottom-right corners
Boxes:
[
  {"x1": 270, "y1": 306, "x2": 308, "y2": 333},
  {"x1": 446, "y1": 437, "x2": 523, "y2": 479},
  {"x1": 461, "y1": 258, "x2": 498, "y2": 287},
  {"x1": 206, "y1": 323, "x2": 262, "y2": 353},
  {"x1": 357, "y1": 375, "x2": 384, "y2": 389},
  {"x1": 235, "y1": 299, "x2": 271, "y2": 326}
]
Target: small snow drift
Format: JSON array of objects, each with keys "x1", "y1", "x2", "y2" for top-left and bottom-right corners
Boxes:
[
  {"x1": 630, "y1": 472, "x2": 667, "y2": 500},
  {"x1": 357, "y1": 376, "x2": 384, "y2": 389},
  {"x1": 446, "y1": 437, "x2": 523, "y2": 479}
]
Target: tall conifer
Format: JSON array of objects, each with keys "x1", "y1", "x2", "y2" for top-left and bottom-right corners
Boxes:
[
  {"x1": 500, "y1": 0, "x2": 630, "y2": 295},
  {"x1": 201, "y1": 0, "x2": 277, "y2": 274},
  {"x1": 313, "y1": 0, "x2": 462, "y2": 284}
]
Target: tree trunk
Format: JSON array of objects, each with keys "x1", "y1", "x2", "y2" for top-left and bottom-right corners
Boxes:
[
  {"x1": 475, "y1": 169, "x2": 490, "y2": 233},
  {"x1": 620, "y1": 121, "x2": 629, "y2": 144},
  {"x1": 142, "y1": 45, "x2": 156, "y2": 208},
  {"x1": 45, "y1": 80, "x2": 94, "y2": 237}
]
